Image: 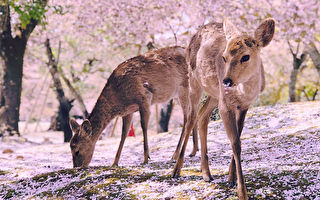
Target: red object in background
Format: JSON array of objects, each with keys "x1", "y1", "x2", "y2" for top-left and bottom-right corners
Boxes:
[{"x1": 128, "y1": 124, "x2": 135, "y2": 137}]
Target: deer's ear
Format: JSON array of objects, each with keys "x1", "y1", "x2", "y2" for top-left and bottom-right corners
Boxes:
[
  {"x1": 254, "y1": 18, "x2": 275, "y2": 47},
  {"x1": 81, "y1": 119, "x2": 92, "y2": 136},
  {"x1": 69, "y1": 118, "x2": 80, "y2": 133},
  {"x1": 223, "y1": 19, "x2": 241, "y2": 41}
]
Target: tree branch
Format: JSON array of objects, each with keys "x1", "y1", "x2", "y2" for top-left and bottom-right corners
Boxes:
[
  {"x1": 0, "y1": 3, "x2": 12, "y2": 40},
  {"x1": 21, "y1": 0, "x2": 48, "y2": 40},
  {"x1": 21, "y1": 17, "x2": 38, "y2": 40},
  {"x1": 60, "y1": 71, "x2": 89, "y2": 118},
  {"x1": 287, "y1": 39, "x2": 295, "y2": 56},
  {"x1": 295, "y1": 41, "x2": 300, "y2": 55},
  {"x1": 306, "y1": 42, "x2": 320, "y2": 77},
  {"x1": 298, "y1": 87, "x2": 310, "y2": 101},
  {"x1": 45, "y1": 38, "x2": 65, "y2": 102},
  {"x1": 312, "y1": 89, "x2": 318, "y2": 101},
  {"x1": 45, "y1": 38, "x2": 57, "y2": 66},
  {"x1": 56, "y1": 40, "x2": 61, "y2": 64}
]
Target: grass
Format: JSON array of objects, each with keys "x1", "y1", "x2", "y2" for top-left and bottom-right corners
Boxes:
[{"x1": 0, "y1": 102, "x2": 319, "y2": 199}]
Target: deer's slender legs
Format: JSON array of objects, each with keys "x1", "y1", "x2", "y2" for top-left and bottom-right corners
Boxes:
[
  {"x1": 171, "y1": 116, "x2": 187, "y2": 160},
  {"x1": 139, "y1": 103, "x2": 151, "y2": 164},
  {"x1": 172, "y1": 125, "x2": 198, "y2": 160},
  {"x1": 190, "y1": 122, "x2": 199, "y2": 157},
  {"x1": 172, "y1": 78, "x2": 202, "y2": 177},
  {"x1": 172, "y1": 86, "x2": 195, "y2": 160},
  {"x1": 197, "y1": 96, "x2": 218, "y2": 181},
  {"x1": 220, "y1": 106, "x2": 248, "y2": 200},
  {"x1": 112, "y1": 113, "x2": 134, "y2": 167},
  {"x1": 228, "y1": 109, "x2": 248, "y2": 186}
]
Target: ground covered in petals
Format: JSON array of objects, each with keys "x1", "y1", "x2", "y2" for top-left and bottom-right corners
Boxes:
[{"x1": 1, "y1": 101, "x2": 319, "y2": 199}]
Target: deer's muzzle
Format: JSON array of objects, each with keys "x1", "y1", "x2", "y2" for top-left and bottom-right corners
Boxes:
[{"x1": 223, "y1": 78, "x2": 233, "y2": 87}]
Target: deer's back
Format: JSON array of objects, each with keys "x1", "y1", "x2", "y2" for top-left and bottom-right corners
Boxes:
[
  {"x1": 187, "y1": 22, "x2": 226, "y2": 98},
  {"x1": 107, "y1": 46, "x2": 188, "y2": 105}
]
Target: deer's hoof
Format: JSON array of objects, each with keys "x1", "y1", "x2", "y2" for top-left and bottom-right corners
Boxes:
[
  {"x1": 142, "y1": 155, "x2": 150, "y2": 164},
  {"x1": 227, "y1": 180, "x2": 236, "y2": 188},
  {"x1": 189, "y1": 151, "x2": 196, "y2": 157},
  {"x1": 202, "y1": 173, "x2": 213, "y2": 182},
  {"x1": 172, "y1": 168, "x2": 181, "y2": 178},
  {"x1": 171, "y1": 153, "x2": 178, "y2": 161},
  {"x1": 111, "y1": 163, "x2": 118, "y2": 167}
]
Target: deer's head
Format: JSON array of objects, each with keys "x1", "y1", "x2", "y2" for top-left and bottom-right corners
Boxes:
[
  {"x1": 221, "y1": 18, "x2": 275, "y2": 88},
  {"x1": 69, "y1": 119, "x2": 95, "y2": 168}
]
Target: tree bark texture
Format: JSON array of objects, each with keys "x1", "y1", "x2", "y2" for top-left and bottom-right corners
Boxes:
[
  {"x1": 288, "y1": 51, "x2": 305, "y2": 102},
  {"x1": 307, "y1": 43, "x2": 320, "y2": 77},
  {"x1": 158, "y1": 99, "x2": 174, "y2": 133},
  {"x1": 60, "y1": 72, "x2": 88, "y2": 118},
  {"x1": 45, "y1": 39, "x2": 73, "y2": 142},
  {"x1": 288, "y1": 67, "x2": 299, "y2": 102},
  {"x1": 0, "y1": 38, "x2": 26, "y2": 136},
  {"x1": 0, "y1": 2, "x2": 47, "y2": 136}
]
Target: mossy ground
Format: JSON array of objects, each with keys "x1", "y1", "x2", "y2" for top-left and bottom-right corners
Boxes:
[{"x1": 1, "y1": 102, "x2": 319, "y2": 199}]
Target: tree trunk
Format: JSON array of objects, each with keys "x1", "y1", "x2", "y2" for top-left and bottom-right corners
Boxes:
[
  {"x1": 288, "y1": 50, "x2": 306, "y2": 102},
  {"x1": 307, "y1": 43, "x2": 320, "y2": 77},
  {"x1": 0, "y1": 1, "x2": 48, "y2": 136},
  {"x1": 158, "y1": 99, "x2": 174, "y2": 133},
  {"x1": 45, "y1": 39, "x2": 73, "y2": 142},
  {"x1": 288, "y1": 67, "x2": 299, "y2": 102},
  {"x1": 0, "y1": 38, "x2": 26, "y2": 136}
]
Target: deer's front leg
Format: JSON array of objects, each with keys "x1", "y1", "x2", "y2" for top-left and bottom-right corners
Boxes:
[
  {"x1": 220, "y1": 107, "x2": 248, "y2": 200},
  {"x1": 112, "y1": 113, "x2": 133, "y2": 167},
  {"x1": 198, "y1": 96, "x2": 218, "y2": 181},
  {"x1": 228, "y1": 109, "x2": 248, "y2": 187},
  {"x1": 190, "y1": 122, "x2": 199, "y2": 157},
  {"x1": 139, "y1": 103, "x2": 151, "y2": 164}
]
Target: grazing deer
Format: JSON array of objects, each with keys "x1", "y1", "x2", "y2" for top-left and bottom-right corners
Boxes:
[
  {"x1": 69, "y1": 46, "x2": 199, "y2": 168},
  {"x1": 171, "y1": 19, "x2": 275, "y2": 200}
]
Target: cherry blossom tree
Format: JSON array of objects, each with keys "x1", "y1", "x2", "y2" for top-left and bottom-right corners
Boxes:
[
  {"x1": 17, "y1": 0, "x2": 319, "y2": 138},
  {"x1": 32, "y1": 0, "x2": 205, "y2": 134}
]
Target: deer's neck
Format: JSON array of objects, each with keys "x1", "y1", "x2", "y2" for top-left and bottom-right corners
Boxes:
[{"x1": 88, "y1": 86, "x2": 118, "y2": 142}]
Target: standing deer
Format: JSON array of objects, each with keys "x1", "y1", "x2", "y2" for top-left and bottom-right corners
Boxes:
[
  {"x1": 171, "y1": 18, "x2": 275, "y2": 200},
  {"x1": 69, "y1": 46, "x2": 199, "y2": 168}
]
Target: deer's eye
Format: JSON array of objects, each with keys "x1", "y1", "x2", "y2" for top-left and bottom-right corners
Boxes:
[
  {"x1": 222, "y1": 56, "x2": 226, "y2": 63},
  {"x1": 240, "y1": 55, "x2": 250, "y2": 63},
  {"x1": 75, "y1": 151, "x2": 80, "y2": 156}
]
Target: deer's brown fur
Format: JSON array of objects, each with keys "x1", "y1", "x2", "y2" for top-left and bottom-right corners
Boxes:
[
  {"x1": 69, "y1": 46, "x2": 199, "y2": 168},
  {"x1": 172, "y1": 19, "x2": 275, "y2": 200}
]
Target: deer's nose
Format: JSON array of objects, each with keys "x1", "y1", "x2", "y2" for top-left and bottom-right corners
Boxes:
[{"x1": 223, "y1": 78, "x2": 233, "y2": 87}]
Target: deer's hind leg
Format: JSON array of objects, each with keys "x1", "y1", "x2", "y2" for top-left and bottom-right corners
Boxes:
[
  {"x1": 139, "y1": 100, "x2": 151, "y2": 164},
  {"x1": 189, "y1": 121, "x2": 199, "y2": 157},
  {"x1": 172, "y1": 78, "x2": 202, "y2": 177},
  {"x1": 173, "y1": 106, "x2": 199, "y2": 160},
  {"x1": 112, "y1": 113, "x2": 134, "y2": 167},
  {"x1": 172, "y1": 85, "x2": 199, "y2": 160}
]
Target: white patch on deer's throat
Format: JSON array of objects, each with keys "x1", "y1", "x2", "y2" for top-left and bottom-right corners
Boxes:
[{"x1": 238, "y1": 83, "x2": 246, "y2": 95}]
